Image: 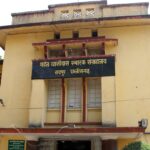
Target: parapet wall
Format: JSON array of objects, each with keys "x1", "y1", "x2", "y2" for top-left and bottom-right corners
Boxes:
[{"x1": 11, "y1": 2, "x2": 149, "y2": 25}]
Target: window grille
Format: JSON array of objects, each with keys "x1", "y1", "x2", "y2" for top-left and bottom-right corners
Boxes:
[
  {"x1": 86, "y1": 8, "x2": 95, "y2": 17},
  {"x1": 67, "y1": 78, "x2": 82, "y2": 109},
  {"x1": 61, "y1": 10, "x2": 70, "y2": 19},
  {"x1": 48, "y1": 79, "x2": 61, "y2": 109},
  {"x1": 87, "y1": 78, "x2": 101, "y2": 108},
  {"x1": 73, "y1": 9, "x2": 82, "y2": 18}
]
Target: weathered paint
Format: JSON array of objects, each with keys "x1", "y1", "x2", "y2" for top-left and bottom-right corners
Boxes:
[
  {"x1": 11, "y1": 2, "x2": 148, "y2": 25},
  {"x1": 0, "y1": 1, "x2": 150, "y2": 150}
]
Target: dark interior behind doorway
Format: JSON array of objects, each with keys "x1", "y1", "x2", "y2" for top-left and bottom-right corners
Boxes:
[{"x1": 58, "y1": 141, "x2": 91, "y2": 150}]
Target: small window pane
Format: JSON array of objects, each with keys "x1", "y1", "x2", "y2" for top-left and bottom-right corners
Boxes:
[
  {"x1": 87, "y1": 78, "x2": 101, "y2": 108},
  {"x1": 67, "y1": 78, "x2": 82, "y2": 109},
  {"x1": 48, "y1": 80, "x2": 61, "y2": 109}
]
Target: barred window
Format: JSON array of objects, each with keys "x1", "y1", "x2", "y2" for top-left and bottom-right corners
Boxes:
[
  {"x1": 67, "y1": 78, "x2": 82, "y2": 109},
  {"x1": 86, "y1": 8, "x2": 95, "y2": 17},
  {"x1": 73, "y1": 9, "x2": 82, "y2": 18},
  {"x1": 61, "y1": 10, "x2": 69, "y2": 19},
  {"x1": 48, "y1": 79, "x2": 61, "y2": 109},
  {"x1": 87, "y1": 78, "x2": 101, "y2": 108}
]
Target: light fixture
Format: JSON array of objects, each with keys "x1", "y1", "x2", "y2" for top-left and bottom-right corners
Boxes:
[{"x1": 138, "y1": 119, "x2": 148, "y2": 128}]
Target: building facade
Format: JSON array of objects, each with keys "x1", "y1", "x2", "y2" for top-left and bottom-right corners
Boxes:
[{"x1": 0, "y1": 0, "x2": 150, "y2": 149}]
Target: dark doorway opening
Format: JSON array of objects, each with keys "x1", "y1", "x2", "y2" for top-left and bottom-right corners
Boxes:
[{"x1": 58, "y1": 140, "x2": 91, "y2": 150}]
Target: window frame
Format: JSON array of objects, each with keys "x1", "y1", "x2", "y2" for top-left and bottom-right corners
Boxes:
[
  {"x1": 47, "y1": 79, "x2": 62, "y2": 109},
  {"x1": 87, "y1": 77, "x2": 101, "y2": 108},
  {"x1": 67, "y1": 78, "x2": 82, "y2": 109}
]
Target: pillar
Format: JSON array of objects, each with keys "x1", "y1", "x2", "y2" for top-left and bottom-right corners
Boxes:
[{"x1": 29, "y1": 80, "x2": 48, "y2": 127}]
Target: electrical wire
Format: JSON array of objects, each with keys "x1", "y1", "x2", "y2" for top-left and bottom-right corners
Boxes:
[{"x1": 2, "y1": 97, "x2": 150, "y2": 109}]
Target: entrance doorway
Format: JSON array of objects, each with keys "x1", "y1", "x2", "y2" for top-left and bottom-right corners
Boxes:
[{"x1": 57, "y1": 141, "x2": 91, "y2": 150}]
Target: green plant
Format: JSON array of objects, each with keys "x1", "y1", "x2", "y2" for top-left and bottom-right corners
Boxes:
[{"x1": 123, "y1": 141, "x2": 150, "y2": 150}]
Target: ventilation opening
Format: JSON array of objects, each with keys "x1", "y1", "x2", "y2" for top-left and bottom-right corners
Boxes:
[
  {"x1": 73, "y1": 31, "x2": 79, "y2": 39},
  {"x1": 57, "y1": 141, "x2": 91, "y2": 150},
  {"x1": 92, "y1": 30, "x2": 98, "y2": 37},
  {"x1": 54, "y1": 32, "x2": 60, "y2": 40}
]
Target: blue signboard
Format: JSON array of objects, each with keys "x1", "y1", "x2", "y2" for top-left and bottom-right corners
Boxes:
[{"x1": 32, "y1": 56, "x2": 115, "y2": 79}]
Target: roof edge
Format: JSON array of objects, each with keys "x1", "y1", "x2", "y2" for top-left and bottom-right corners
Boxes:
[
  {"x1": 11, "y1": 1, "x2": 107, "y2": 17},
  {"x1": 48, "y1": 0, "x2": 107, "y2": 9},
  {"x1": 0, "y1": 15, "x2": 150, "y2": 30},
  {"x1": 11, "y1": 9, "x2": 51, "y2": 17},
  {"x1": 103, "y1": 2, "x2": 149, "y2": 8},
  {"x1": 11, "y1": 2, "x2": 149, "y2": 17}
]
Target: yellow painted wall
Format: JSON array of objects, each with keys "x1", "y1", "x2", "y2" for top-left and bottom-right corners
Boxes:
[
  {"x1": 1, "y1": 20, "x2": 150, "y2": 149},
  {"x1": 2, "y1": 25, "x2": 150, "y2": 128},
  {"x1": 29, "y1": 80, "x2": 48, "y2": 127},
  {"x1": 0, "y1": 32, "x2": 53, "y2": 127},
  {"x1": 66, "y1": 110, "x2": 82, "y2": 122},
  {"x1": 87, "y1": 109, "x2": 102, "y2": 122},
  {"x1": 102, "y1": 77, "x2": 116, "y2": 125},
  {"x1": 46, "y1": 110, "x2": 61, "y2": 123},
  {"x1": 97, "y1": 26, "x2": 150, "y2": 132}
]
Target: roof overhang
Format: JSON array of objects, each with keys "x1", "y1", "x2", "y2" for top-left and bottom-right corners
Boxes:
[
  {"x1": 0, "y1": 15, "x2": 150, "y2": 49},
  {"x1": 0, "y1": 127, "x2": 145, "y2": 140},
  {"x1": 32, "y1": 37, "x2": 118, "y2": 48}
]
